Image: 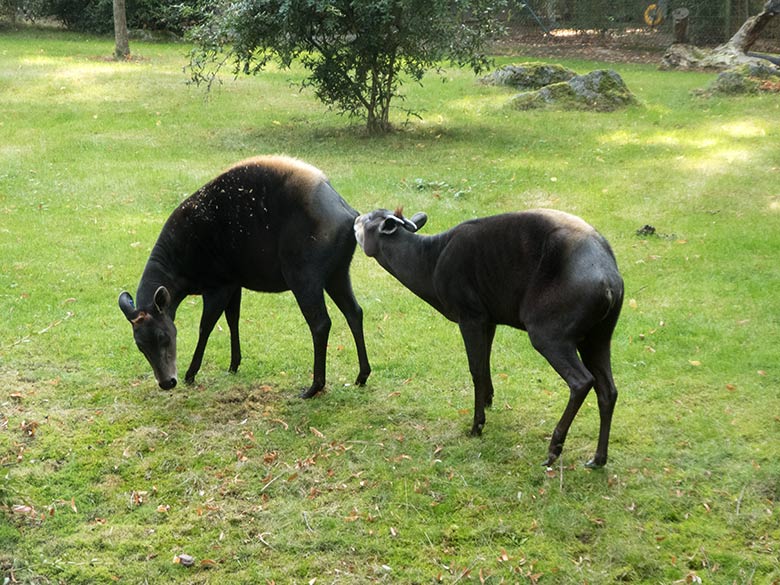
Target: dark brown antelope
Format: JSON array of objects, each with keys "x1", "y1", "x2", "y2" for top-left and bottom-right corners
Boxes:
[{"x1": 354, "y1": 208, "x2": 622, "y2": 467}]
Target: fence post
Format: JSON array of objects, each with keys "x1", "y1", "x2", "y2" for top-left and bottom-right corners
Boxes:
[{"x1": 673, "y1": 8, "x2": 690, "y2": 43}]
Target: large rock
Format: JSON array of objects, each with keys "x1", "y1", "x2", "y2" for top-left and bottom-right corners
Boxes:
[
  {"x1": 701, "y1": 61, "x2": 780, "y2": 94},
  {"x1": 510, "y1": 70, "x2": 637, "y2": 112},
  {"x1": 480, "y1": 62, "x2": 577, "y2": 90}
]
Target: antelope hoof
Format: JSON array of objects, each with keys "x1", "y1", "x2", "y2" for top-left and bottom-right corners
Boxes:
[
  {"x1": 355, "y1": 370, "x2": 370, "y2": 386},
  {"x1": 300, "y1": 384, "x2": 324, "y2": 399},
  {"x1": 585, "y1": 454, "x2": 607, "y2": 469}
]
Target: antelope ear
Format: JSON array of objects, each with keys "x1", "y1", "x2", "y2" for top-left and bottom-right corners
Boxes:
[
  {"x1": 408, "y1": 212, "x2": 428, "y2": 231},
  {"x1": 379, "y1": 215, "x2": 403, "y2": 235},
  {"x1": 118, "y1": 291, "x2": 137, "y2": 321},
  {"x1": 153, "y1": 286, "x2": 171, "y2": 314}
]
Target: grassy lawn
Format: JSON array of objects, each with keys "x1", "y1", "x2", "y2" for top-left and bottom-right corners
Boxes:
[{"x1": 1, "y1": 26, "x2": 779, "y2": 584}]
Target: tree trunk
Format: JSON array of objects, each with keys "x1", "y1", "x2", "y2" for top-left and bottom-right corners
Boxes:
[
  {"x1": 672, "y1": 8, "x2": 689, "y2": 44},
  {"x1": 662, "y1": 0, "x2": 780, "y2": 70},
  {"x1": 113, "y1": 0, "x2": 130, "y2": 60},
  {"x1": 726, "y1": 0, "x2": 780, "y2": 52}
]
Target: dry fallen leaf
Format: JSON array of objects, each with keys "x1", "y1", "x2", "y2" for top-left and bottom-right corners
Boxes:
[
  {"x1": 269, "y1": 418, "x2": 289, "y2": 430},
  {"x1": 12, "y1": 504, "x2": 35, "y2": 516},
  {"x1": 20, "y1": 420, "x2": 39, "y2": 437},
  {"x1": 130, "y1": 490, "x2": 148, "y2": 507}
]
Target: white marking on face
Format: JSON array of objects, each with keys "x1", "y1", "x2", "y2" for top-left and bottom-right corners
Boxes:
[{"x1": 354, "y1": 215, "x2": 366, "y2": 249}]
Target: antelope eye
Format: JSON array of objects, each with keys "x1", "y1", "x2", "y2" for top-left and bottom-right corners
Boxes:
[{"x1": 156, "y1": 331, "x2": 170, "y2": 347}]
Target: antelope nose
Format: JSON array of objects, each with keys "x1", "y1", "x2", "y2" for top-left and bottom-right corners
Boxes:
[{"x1": 159, "y1": 377, "x2": 177, "y2": 390}]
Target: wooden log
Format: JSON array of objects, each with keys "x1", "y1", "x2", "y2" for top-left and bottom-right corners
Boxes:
[
  {"x1": 728, "y1": 0, "x2": 780, "y2": 52},
  {"x1": 672, "y1": 8, "x2": 690, "y2": 44},
  {"x1": 662, "y1": 0, "x2": 780, "y2": 70}
]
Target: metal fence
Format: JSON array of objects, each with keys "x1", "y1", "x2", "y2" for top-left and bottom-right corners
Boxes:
[{"x1": 507, "y1": 0, "x2": 780, "y2": 50}]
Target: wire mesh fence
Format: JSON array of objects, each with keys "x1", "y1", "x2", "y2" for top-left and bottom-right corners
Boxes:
[{"x1": 506, "y1": 0, "x2": 780, "y2": 51}]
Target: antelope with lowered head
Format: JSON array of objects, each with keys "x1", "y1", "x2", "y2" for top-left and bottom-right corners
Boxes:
[
  {"x1": 354, "y1": 208, "x2": 623, "y2": 468},
  {"x1": 119, "y1": 156, "x2": 371, "y2": 397}
]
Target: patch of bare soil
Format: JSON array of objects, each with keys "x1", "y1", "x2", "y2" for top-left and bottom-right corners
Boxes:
[
  {"x1": 494, "y1": 25, "x2": 779, "y2": 67},
  {"x1": 492, "y1": 27, "x2": 672, "y2": 65}
]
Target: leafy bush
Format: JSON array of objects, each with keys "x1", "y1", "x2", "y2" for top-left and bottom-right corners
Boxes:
[{"x1": 187, "y1": 0, "x2": 506, "y2": 134}]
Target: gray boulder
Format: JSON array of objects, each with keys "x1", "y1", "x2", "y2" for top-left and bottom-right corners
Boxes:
[
  {"x1": 702, "y1": 61, "x2": 780, "y2": 94},
  {"x1": 480, "y1": 63, "x2": 577, "y2": 90},
  {"x1": 510, "y1": 70, "x2": 637, "y2": 112}
]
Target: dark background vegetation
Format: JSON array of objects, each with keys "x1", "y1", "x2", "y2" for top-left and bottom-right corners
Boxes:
[{"x1": 2, "y1": 0, "x2": 780, "y2": 47}]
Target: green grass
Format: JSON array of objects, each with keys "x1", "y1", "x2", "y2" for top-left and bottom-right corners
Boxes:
[{"x1": 2, "y1": 26, "x2": 779, "y2": 584}]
